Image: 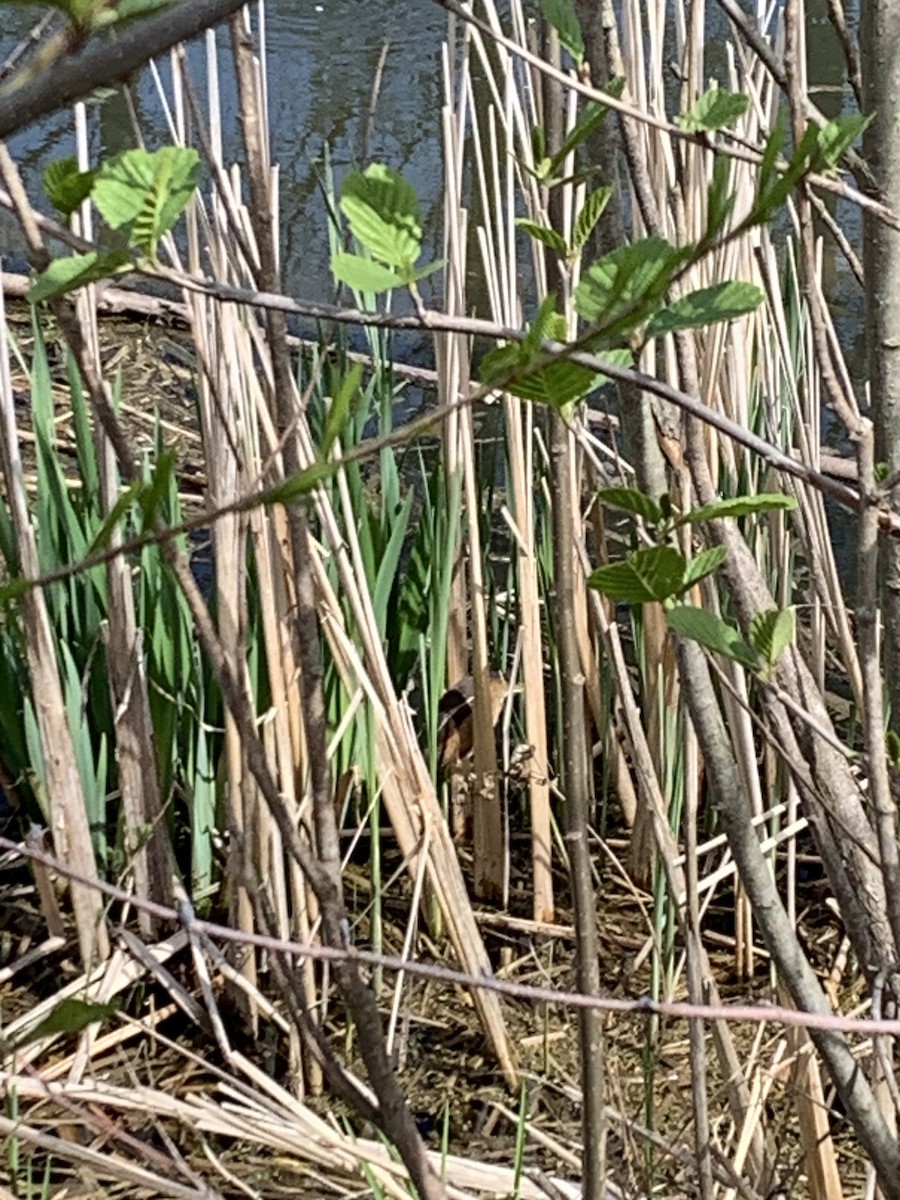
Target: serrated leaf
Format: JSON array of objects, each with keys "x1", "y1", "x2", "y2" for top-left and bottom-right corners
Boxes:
[
  {"x1": 645, "y1": 281, "x2": 763, "y2": 338},
  {"x1": 92, "y1": 146, "x2": 199, "y2": 257},
  {"x1": 29, "y1": 249, "x2": 130, "y2": 303},
  {"x1": 596, "y1": 488, "x2": 664, "y2": 524},
  {"x1": 681, "y1": 545, "x2": 728, "y2": 588},
  {"x1": 677, "y1": 493, "x2": 797, "y2": 526},
  {"x1": 668, "y1": 605, "x2": 757, "y2": 665},
  {"x1": 43, "y1": 156, "x2": 95, "y2": 217},
  {"x1": 517, "y1": 219, "x2": 568, "y2": 255},
  {"x1": 677, "y1": 86, "x2": 749, "y2": 133},
  {"x1": 749, "y1": 608, "x2": 795, "y2": 666},
  {"x1": 573, "y1": 187, "x2": 612, "y2": 253},
  {"x1": 340, "y1": 164, "x2": 422, "y2": 269},
  {"x1": 575, "y1": 237, "x2": 690, "y2": 333},
  {"x1": 587, "y1": 545, "x2": 687, "y2": 603},
  {"x1": 331, "y1": 252, "x2": 404, "y2": 294},
  {"x1": 540, "y1": 0, "x2": 584, "y2": 65}
]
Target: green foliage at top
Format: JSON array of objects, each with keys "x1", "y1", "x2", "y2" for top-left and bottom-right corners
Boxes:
[
  {"x1": 32, "y1": 145, "x2": 200, "y2": 302},
  {"x1": 0, "y1": 0, "x2": 172, "y2": 35}
]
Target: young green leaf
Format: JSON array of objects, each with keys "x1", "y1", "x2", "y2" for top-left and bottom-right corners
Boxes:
[
  {"x1": 517, "y1": 219, "x2": 568, "y2": 255},
  {"x1": 816, "y1": 113, "x2": 872, "y2": 171},
  {"x1": 43, "y1": 156, "x2": 95, "y2": 217},
  {"x1": 572, "y1": 187, "x2": 612, "y2": 254},
  {"x1": 667, "y1": 605, "x2": 757, "y2": 666},
  {"x1": 677, "y1": 493, "x2": 797, "y2": 526},
  {"x1": 340, "y1": 164, "x2": 422, "y2": 269},
  {"x1": 596, "y1": 487, "x2": 664, "y2": 525},
  {"x1": 645, "y1": 280, "x2": 763, "y2": 339},
  {"x1": 677, "y1": 86, "x2": 749, "y2": 133},
  {"x1": 331, "y1": 252, "x2": 404, "y2": 294},
  {"x1": 264, "y1": 461, "x2": 338, "y2": 505},
  {"x1": 749, "y1": 608, "x2": 795, "y2": 666},
  {"x1": 92, "y1": 146, "x2": 200, "y2": 257},
  {"x1": 575, "y1": 237, "x2": 691, "y2": 334},
  {"x1": 29, "y1": 249, "x2": 130, "y2": 303},
  {"x1": 681, "y1": 545, "x2": 728, "y2": 589},
  {"x1": 322, "y1": 362, "x2": 364, "y2": 458},
  {"x1": 539, "y1": 0, "x2": 584, "y2": 65},
  {"x1": 588, "y1": 545, "x2": 687, "y2": 604},
  {"x1": 705, "y1": 154, "x2": 735, "y2": 241},
  {"x1": 12, "y1": 998, "x2": 119, "y2": 1052}
]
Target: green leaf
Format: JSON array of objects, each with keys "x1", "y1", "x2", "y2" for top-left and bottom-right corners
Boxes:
[
  {"x1": 705, "y1": 154, "x2": 735, "y2": 241},
  {"x1": 539, "y1": 0, "x2": 584, "y2": 65},
  {"x1": 340, "y1": 164, "x2": 422, "y2": 269},
  {"x1": 749, "y1": 608, "x2": 795, "y2": 666},
  {"x1": 645, "y1": 281, "x2": 763, "y2": 338},
  {"x1": 12, "y1": 998, "x2": 118, "y2": 1053},
  {"x1": 677, "y1": 493, "x2": 797, "y2": 526},
  {"x1": 331, "y1": 252, "x2": 404, "y2": 294},
  {"x1": 264, "y1": 462, "x2": 339, "y2": 505},
  {"x1": 587, "y1": 545, "x2": 687, "y2": 603},
  {"x1": 681, "y1": 545, "x2": 728, "y2": 588},
  {"x1": 575, "y1": 237, "x2": 691, "y2": 334},
  {"x1": 93, "y1": 146, "x2": 199, "y2": 258},
  {"x1": 667, "y1": 605, "x2": 757, "y2": 665},
  {"x1": 572, "y1": 187, "x2": 612, "y2": 253},
  {"x1": 322, "y1": 362, "x2": 364, "y2": 458},
  {"x1": 29, "y1": 249, "x2": 130, "y2": 303},
  {"x1": 886, "y1": 729, "x2": 900, "y2": 770},
  {"x1": 517, "y1": 219, "x2": 568, "y2": 255},
  {"x1": 87, "y1": 478, "x2": 143, "y2": 555},
  {"x1": 43, "y1": 156, "x2": 95, "y2": 217},
  {"x1": 481, "y1": 342, "x2": 601, "y2": 408},
  {"x1": 816, "y1": 113, "x2": 872, "y2": 171},
  {"x1": 596, "y1": 487, "x2": 664, "y2": 524},
  {"x1": 547, "y1": 95, "x2": 620, "y2": 174},
  {"x1": 677, "y1": 86, "x2": 749, "y2": 133}
]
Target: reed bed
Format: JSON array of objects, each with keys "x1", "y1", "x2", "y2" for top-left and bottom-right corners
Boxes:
[{"x1": 0, "y1": 1, "x2": 897, "y2": 1198}]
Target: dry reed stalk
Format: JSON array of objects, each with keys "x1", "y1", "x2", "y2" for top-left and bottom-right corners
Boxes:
[
  {"x1": 0, "y1": 150, "x2": 109, "y2": 971},
  {"x1": 438, "y1": 91, "x2": 503, "y2": 896},
  {"x1": 457, "y1": 2, "x2": 555, "y2": 921}
]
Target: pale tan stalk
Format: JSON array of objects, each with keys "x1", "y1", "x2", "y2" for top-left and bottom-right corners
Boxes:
[{"x1": 0, "y1": 145, "x2": 109, "y2": 970}]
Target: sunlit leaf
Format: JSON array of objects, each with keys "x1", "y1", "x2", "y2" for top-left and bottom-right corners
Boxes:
[
  {"x1": 645, "y1": 281, "x2": 763, "y2": 338},
  {"x1": 517, "y1": 219, "x2": 568, "y2": 255},
  {"x1": 668, "y1": 605, "x2": 757, "y2": 665},
  {"x1": 340, "y1": 164, "x2": 422, "y2": 269},
  {"x1": 681, "y1": 545, "x2": 728, "y2": 588},
  {"x1": 331, "y1": 252, "x2": 404, "y2": 294},
  {"x1": 750, "y1": 608, "x2": 795, "y2": 666},
  {"x1": 29, "y1": 249, "x2": 130, "y2": 303},
  {"x1": 587, "y1": 545, "x2": 687, "y2": 603},
  {"x1": 678, "y1": 493, "x2": 797, "y2": 526}
]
